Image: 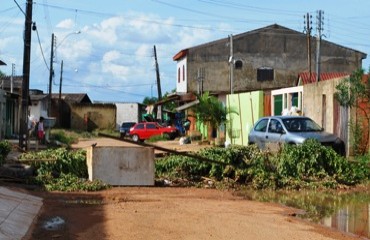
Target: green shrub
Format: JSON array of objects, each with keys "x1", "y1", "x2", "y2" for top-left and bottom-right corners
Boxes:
[
  {"x1": 146, "y1": 134, "x2": 170, "y2": 143},
  {"x1": 19, "y1": 148, "x2": 109, "y2": 191},
  {"x1": 20, "y1": 148, "x2": 88, "y2": 177},
  {"x1": 52, "y1": 130, "x2": 79, "y2": 146},
  {"x1": 34, "y1": 173, "x2": 110, "y2": 192},
  {"x1": 0, "y1": 140, "x2": 12, "y2": 166},
  {"x1": 155, "y1": 140, "x2": 370, "y2": 190}
]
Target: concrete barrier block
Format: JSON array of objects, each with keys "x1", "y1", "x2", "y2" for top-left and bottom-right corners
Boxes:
[{"x1": 86, "y1": 146, "x2": 155, "y2": 186}]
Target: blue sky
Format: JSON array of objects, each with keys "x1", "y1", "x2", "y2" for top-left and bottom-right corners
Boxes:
[{"x1": 1, "y1": 0, "x2": 369, "y2": 103}]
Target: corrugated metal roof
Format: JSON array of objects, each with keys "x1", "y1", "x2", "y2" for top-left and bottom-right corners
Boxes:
[{"x1": 298, "y1": 72, "x2": 350, "y2": 85}]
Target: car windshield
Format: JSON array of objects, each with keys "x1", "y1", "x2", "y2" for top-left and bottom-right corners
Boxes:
[{"x1": 282, "y1": 118, "x2": 322, "y2": 132}]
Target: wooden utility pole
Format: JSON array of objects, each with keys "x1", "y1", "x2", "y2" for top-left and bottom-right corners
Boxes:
[
  {"x1": 48, "y1": 33, "x2": 55, "y2": 116},
  {"x1": 153, "y1": 45, "x2": 163, "y2": 121},
  {"x1": 19, "y1": 0, "x2": 33, "y2": 150},
  {"x1": 153, "y1": 45, "x2": 162, "y2": 100},
  {"x1": 58, "y1": 60, "x2": 63, "y2": 127},
  {"x1": 315, "y1": 10, "x2": 324, "y2": 82},
  {"x1": 304, "y1": 13, "x2": 312, "y2": 82}
]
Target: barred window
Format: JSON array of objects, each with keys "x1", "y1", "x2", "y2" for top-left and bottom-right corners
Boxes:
[{"x1": 257, "y1": 68, "x2": 274, "y2": 81}]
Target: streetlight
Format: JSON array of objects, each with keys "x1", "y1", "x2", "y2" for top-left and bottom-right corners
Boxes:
[{"x1": 57, "y1": 30, "x2": 81, "y2": 48}]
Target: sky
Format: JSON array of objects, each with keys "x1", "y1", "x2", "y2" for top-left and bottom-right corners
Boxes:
[{"x1": 0, "y1": 0, "x2": 370, "y2": 103}]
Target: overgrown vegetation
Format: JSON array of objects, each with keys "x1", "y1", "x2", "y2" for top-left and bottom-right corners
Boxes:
[
  {"x1": 146, "y1": 134, "x2": 170, "y2": 142},
  {"x1": 334, "y1": 68, "x2": 370, "y2": 155},
  {"x1": 19, "y1": 148, "x2": 109, "y2": 192},
  {"x1": 0, "y1": 140, "x2": 12, "y2": 166},
  {"x1": 156, "y1": 140, "x2": 370, "y2": 190},
  {"x1": 50, "y1": 129, "x2": 108, "y2": 147}
]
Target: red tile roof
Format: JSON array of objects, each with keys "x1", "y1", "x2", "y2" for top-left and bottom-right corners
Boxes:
[
  {"x1": 298, "y1": 72, "x2": 350, "y2": 85},
  {"x1": 173, "y1": 49, "x2": 188, "y2": 61}
]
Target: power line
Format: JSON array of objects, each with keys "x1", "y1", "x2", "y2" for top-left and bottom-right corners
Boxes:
[{"x1": 35, "y1": 26, "x2": 50, "y2": 71}]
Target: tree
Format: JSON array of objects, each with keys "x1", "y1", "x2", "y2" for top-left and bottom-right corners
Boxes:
[
  {"x1": 190, "y1": 92, "x2": 236, "y2": 139},
  {"x1": 334, "y1": 68, "x2": 370, "y2": 155},
  {"x1": 142, "y1": 96, "x2": 158, "y2": 105}
]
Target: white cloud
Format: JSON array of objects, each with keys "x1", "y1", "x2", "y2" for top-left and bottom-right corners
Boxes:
[
  {"x1": 56, "y1": 19, "x2": 75, "y2": 29},
  {"x1": 58, "y1": 39, "x2": 92, "y2": 62},
  {"x1": 101, "y1": 51, "x2": 130, "y2": 80},
  {"x1": 86, "y1": 16, "x2": 125, "y2": 45}
]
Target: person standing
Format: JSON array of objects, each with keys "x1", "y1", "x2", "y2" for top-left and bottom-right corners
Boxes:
[{"x1": 37, "y1": 116, "x2": 45, "y2": 144}]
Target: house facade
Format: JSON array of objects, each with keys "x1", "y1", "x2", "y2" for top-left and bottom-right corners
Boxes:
[
  {"x1": 173, "y1": 24, "x2": 366, "y2": 96},
  {"x1": 0, "y1": 75, "x2": 22, "y2": 139},
  {"x1": 173, "y1": 24, "x2": 367, "y2": 147}
]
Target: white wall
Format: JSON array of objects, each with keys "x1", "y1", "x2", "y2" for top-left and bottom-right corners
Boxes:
[
  {"x1": 115, "y1": 103, "x2": 141, "y2": 129},
  {"x1": 29, "y1": 100, "x2": 47, "y2": 122},
  {"x1": 176, "y1": 57, "x2": 187, "y2": 93}
]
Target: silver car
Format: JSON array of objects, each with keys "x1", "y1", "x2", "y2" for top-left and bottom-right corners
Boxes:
[{"x1": 248, "y1": 116, "x2": 345, "y2": 156}]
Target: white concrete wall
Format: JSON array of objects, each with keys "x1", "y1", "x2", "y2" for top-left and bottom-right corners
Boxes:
[
  {"x1": 176, "y1": 57, "x2": 187, "y2": 93},
  {"x1": 115, "y1": 103, "x2": 141, "y2": 130},
  {"x1": 29, "y1": 100, "x2": 47, "y2": 121},
  {"x1": 86, "y1": 146, "x2": 155, "y2": 186}
]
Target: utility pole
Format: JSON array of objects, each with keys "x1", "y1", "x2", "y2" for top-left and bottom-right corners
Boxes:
[
  {"x1": 11, "y1": 64, "x2": 15, "y2": 93},
  {"x1": 153, "y1": 45, "x2": 162, "y2": 121},
  {"x1": 19, "y1": 0, "x2": 33, "y2": 150},
  {"x1": 48, "y1": 33, "x2": 55, "y2": 116},
  {"x1": 315, "y1": 10, "x2": 324, "y2": 82},
  {"x1": 58, "y1": 60, "x2": 63, "y2": 127},
  {"x1": 229, "y1": 34, "x2": 234, "y2": 94},
  {"x1": 304, "y1": 13, "x2": 312, "y2": 82}
]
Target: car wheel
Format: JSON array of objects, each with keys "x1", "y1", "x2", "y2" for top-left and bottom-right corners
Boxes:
[{"x1": 132, "y1": 134, "x2": 140, "y2": 142}]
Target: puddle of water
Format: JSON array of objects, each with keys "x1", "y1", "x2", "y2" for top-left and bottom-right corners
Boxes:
[
  {"x1": 43, "y1": 216, "x2": 65, "y2": 230},
  {"x1": 236, "y1": 187, "x2": 370, "y2": 239},
  {"x1": 320, "y1": 203, "x2": 370, "y2": 238}
]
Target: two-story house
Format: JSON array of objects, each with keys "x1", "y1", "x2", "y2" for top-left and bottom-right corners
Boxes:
[
  {"x1": 174, "y1": 24, "x2": 365, "y2": 96},
  {"x1": 173, "y1": 24, "x2": 366, "y2": 142}
]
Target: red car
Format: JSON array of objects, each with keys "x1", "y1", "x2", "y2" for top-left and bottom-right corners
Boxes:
[{"x1": 129, "y1": 122, "x2": 178, "y2": 142}]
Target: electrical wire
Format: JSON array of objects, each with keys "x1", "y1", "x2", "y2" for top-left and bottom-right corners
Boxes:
[
  {"x1": 35, "y1": 27, "x2": 50, "y2": 71},
  {"x1": 13, "y1": 0, "x2": 26, "y2": 17}
]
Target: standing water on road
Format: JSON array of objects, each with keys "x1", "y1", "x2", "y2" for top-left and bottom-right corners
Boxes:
[{"x1": 237, "y1": 186, "x2": 370, "y2": 239}]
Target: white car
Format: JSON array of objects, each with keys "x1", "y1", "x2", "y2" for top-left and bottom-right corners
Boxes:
[{"x1": 248, "y1": 116, "x2": 345, "y2": 156}]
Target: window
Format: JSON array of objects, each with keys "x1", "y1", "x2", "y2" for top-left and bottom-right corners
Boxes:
[
  {"x1": 134, "y1": 123, "x2": 144, "y2": 130},
  {"x1": 235, "y1": 60, "x2": 243, "y2": 69},
  {"x1": 254, "y1": 119, "x2": 268, "y2": 132},
  {"x1": 257, "y1": 68, "x2": 274, "y2": 81},
  {"x1": 182, "y1": 65, "x2": 185, "y2": 81},
  {"x1": 178, "y1": 68, "x2": 180, "y2": 83},
  {"x1": 268, "y1": 119, "x2": 283, "y2": 133},
  {"x1": 146, "y1": 123, "x2": 157, "y2": 129}
]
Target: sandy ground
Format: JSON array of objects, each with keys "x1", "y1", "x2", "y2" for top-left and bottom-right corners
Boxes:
[{"x1": 25, "y1": 138, "x2": 361, "y2": 240}]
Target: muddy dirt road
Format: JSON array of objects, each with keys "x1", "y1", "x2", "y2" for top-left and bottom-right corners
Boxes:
[{"x1": 26, "y1": 138, "x2": 359, "y2": 240}]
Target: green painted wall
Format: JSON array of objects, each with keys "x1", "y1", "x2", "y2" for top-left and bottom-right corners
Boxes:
[
  {"x1": 196, "y1": 118, "x2": 208, "y2": 139},
  {"x1": 226, "y1": 91, "x2": 264, "y2": 146}
]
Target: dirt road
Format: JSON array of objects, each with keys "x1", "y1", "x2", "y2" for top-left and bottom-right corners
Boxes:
[
  {"x1": 26, "y1": 138, "x2": 359, "y2": 240},
  {"x1": 28, "y1": 187, "x2": 358, "y2": 240}
]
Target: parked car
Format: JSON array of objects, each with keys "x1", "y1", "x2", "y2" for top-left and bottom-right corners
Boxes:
[
  {"x1": 120, "y1": 122, "x2": 136, "y2": 138},
  {"x1": 129, "y1": 122, "x2": 178, "y2": 142},
  {"x1": 248, "y1": 116, "x2": 345, "y2": 156}
]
